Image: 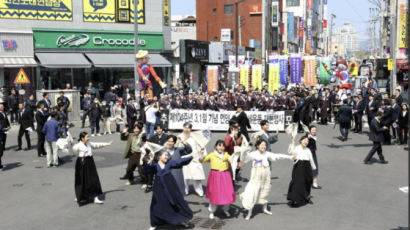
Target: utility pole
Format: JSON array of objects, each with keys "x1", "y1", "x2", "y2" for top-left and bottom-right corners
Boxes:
[
  {"x1": 238, "y1": 15, "x2": 242, "y2": 46},
  {"x1": 329, "y1": 14, "x2": 336, "y2": 56},
  {"x1": 262, "y1": 0, "x2": 267, "y2": 75},
  {"x1": 133, "y1": 0, "x2": 140, "y2": 107},
  {"x1": 235, "y1": 0, "x2": 245, "y2": 67},
  {"x1": 390, "y1": 0, "x2": 398, "y2": 93}
]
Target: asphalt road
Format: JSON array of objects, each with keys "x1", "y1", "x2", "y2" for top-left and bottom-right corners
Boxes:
[{"x1": 0, "y1": 122, "x2": 407, "y2": 230}]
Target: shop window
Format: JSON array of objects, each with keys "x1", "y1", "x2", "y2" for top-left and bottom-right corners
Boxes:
[
  {"x1": 286, "y1": 0, "x2": 300, "y2": 7},
  {"x1": 213, "y1": 36, "x2": 218, "y2": 41},
  {"x1": 224, "y1": 4, "x2": 233, "y2": 14},
  {"x1": 213, "y1": 8, "x2": 217, "y2": 14}
]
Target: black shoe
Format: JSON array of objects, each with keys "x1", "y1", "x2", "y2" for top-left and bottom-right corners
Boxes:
[
  {"x1": 0, "y1": 165, "x2": 3, "y2": 169},
  {"x1": 363, "y1": 161, "x2": 370, "y2": 164},
  {"x1": 119, "y1": 175, "x2": 128, "y2": 180},
  {"x1": 306, "y1": 199, "x2": 314, "y2": 204},
  {"x1": 312, "y1": 185, "x2": 322, "y2": 189},
  {"x1": 145, "y1": 186, "x2": 153, "y2": 193},
  {"x1": 15, "y1": 147, "x2": 22, "y2": 151},
  {"x1": 379, "y1": 160, "x2": 388, "y2": 164}
]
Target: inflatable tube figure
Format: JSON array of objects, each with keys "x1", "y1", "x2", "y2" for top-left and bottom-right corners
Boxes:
[{"x1": 136, "y1": 50, "x2": 167, "y2": 98}]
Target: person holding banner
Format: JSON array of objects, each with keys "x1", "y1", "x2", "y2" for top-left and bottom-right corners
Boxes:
[
  {"x1": 199, "y1": 140, "x2": 235, "y2": 219},
  {"x1": 179, "y1": 122, "x2": 206, "y2": 197},
  {"x1": 240, "y1": 139, "x2": 292, "y2": 220}
]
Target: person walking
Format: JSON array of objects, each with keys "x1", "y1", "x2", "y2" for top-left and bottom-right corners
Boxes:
[
  {"x1": 16, "y1": 103, "x2": 33, "y2": 151},
  {"x1": 397, "y1": 104, "x2": 408, "y2": 145},
  {"x1": 0, "y1": 104, "x2": 10, "y2": 151},
  {"x1": 101, "y1": 101, "x2": 112, "y2": 135},
  {"x1": 81, "y1": 90, "x2": 92, "y2": 128},
  {"x1": 363, "y1": 112, "x2": 389, "y2": 164},
  {"x1": 42, "y1": 112, "x2": 61, "y2": 167},
  {"x1": 7, "y1": 89, "x2": 18, "y2": 125},
  {"x1": 89, "y1": 98, "x2": 102, "y2": 137},
  {"x1": 73, "y1": 131, "x2": 112, "y2": 206},
  {"x1": 35, "y1": 103, "x2": 49, "y2": 157},
  {"x1": 336, "y1": 100, "x2": 353, "y2": 141}
]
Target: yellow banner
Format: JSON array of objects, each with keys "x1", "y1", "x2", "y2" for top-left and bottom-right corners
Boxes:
[
  {"x1": 388, "y1": 59, "x2": 393, "y2": 70},
  {"x1": 0, "y1": 0, "x2": 73, "y2": 21},
  {"x1": 82, "y1": 0, "x2": 144, "y2": 23},
  {"x1": 252, "y1": 64, "x2": 262, "y2": 90},
  {"x1": 239, "y1": 66, "x2": 249, "y2": 91},
  {"x1": 130, "y1": 0, "x2": 145, "y2": 24},
  {"x1": 269, "y1": 63, "x2": 280, "y2": 93},
  {"x1": 163, "y1": 0, "x2": 169, "y2": 26},
  {"x1": 399, "y1": 4, "x2": 408, "y2": 48}
]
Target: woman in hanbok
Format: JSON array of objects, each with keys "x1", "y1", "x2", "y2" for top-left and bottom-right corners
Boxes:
[
  {"x1": 225, "y1": 125, "x2": 249, "y2": 182},
  {"x1": 143, "y1": 151, "x2": 194, "y2": 230},
  {"x1": 240, "y1": 139, "x2": 292, "y2": 220},
  {"x1": 287, "y1": 135, "x2": 317, "y2": 207},
  {"x1": 178, "y1": 122, "x2": 206, "y2": 196},
  {"x1": 199, "y1": 140, "x2": 235, "y2": 219},
  {"x1": 73, "y1": 132, "x2": 113, "y2": 206}
]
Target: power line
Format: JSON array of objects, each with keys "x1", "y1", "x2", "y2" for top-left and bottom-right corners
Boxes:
[{"x1": 345, "y1": 0, "x2": 367, "y2": 22}]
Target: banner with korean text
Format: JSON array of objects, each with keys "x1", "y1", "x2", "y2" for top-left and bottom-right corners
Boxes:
[
  {"x1": 279, "y1": 56, "x2": 289, "y2": 85},
  {"x1": 304, "y1": 56, "x2": 316, "y2": 86},
  {"x1": 290, "y1": 55, "x2": 302, "y2": 84},
  {"x1": 252, "y1": 64, "x2": 263, "y2": 90},
  {"x1": 269, "y1": 63, "x2": 280, "y2": 93},
  {"x1": 239, "y1": 65, "x2": 249, "y2": 91},
  {"x1": 168, "y1": 109, "x2": 294, "y2": 131},
  {"x1": 206, "y1": 65, "x2": 219, "y2": 94}
]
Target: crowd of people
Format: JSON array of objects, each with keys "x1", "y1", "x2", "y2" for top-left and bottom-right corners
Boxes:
[{"x1": 0, "y1": 77, "x2": 407, "y2": 229}]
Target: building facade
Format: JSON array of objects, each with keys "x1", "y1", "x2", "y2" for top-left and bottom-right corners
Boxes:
[
  {"x1": 332, "y1": 22, "x2": 360, "y2": 58},
  {"x1": 0, "y1": 0, "x2": 172, "y2": 98}
]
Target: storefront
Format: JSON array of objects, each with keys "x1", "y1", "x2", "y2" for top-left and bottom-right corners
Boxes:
[
  {"x1": 180, "y1": 39, "x2": 210, "y2": 90},
  {"x1": 0, "y1": 30, "x2": 37, "y2": 101},
  {"x1": 33, "y1": 28, "x2": 172, "y2": 96}
]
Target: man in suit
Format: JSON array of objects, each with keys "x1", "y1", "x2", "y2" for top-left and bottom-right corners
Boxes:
[
  {"x1": 56, "y1": 91, "x2": 70, "y2": 113},
  {"x1": 391, "y1": 98, "x2": 400, "y2": 140},
  {"x1": 81, "y1": 91, "x2": 92, "y2": 128},
  {"x1": 149, "y1": 125, "x2": 168, "y2": 146},
  {"x1": 16, "y1": 103, "x2": 33, "y2": 151},
  {"x1": 364, "y1": 112, "x2": 389, "y2": 164},
  {"x1": 38, "y1": 92, "x2": 52, "y2": 110},
  {"x1": 126, "y1": 97, "x2": 137, "y2": 132},
  {"x1": 7, "y1": 89, "x2": 19, "y2": 124},
  {"x1": 381, "y1": 99, "x2": 393, "y2": 145},
  {"x1": 336, "y1": 100, "x2": 353, "y2": 141},
  {"x1": 232, "y1": 105, "x2": 251, "y2": 141},
  {"x1": 0, "y1": 104, "x2": 10, "y2": 151},
  {"x1": 366, "y1": 95, "x2": 379, "y2": 128},
  {"x1": 35, "y1": 103, "x2": 49, "y2": 157},
  {"x1": 352, "y1": 95, "x2": 365, "y2": 133}
]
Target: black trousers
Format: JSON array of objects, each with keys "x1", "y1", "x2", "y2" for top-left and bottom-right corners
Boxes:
[
  {"x1": 81, "y1": 110, "x2": 89, "y2": 128},
  {"x1": 127, "y1": 118, "x2": 136, "y2": 132},
  {"x1": 10, "y1": 110, "x2": 18, "y2": 123},
  {"x1": 1, "y1": 133, "x2": 6, "y2": 150},
  {"x1": 354, "y1": 114, "x2": 363, "y2": 132},
  {"x1": 0, "y1": 137, "x2": 3, "y2": 166},
  {"x1": 18, "y1": 126, "x2": 31, "y2": 149},
  {"x1": 125, "y1": 153, "x2": 147, "y2": 183},
  {"x1": 364, "y1": 141, "x2": 385, "y2": 162},
  {"x1": 37, "y1": 131, "x2": 46, "y2": 156}
]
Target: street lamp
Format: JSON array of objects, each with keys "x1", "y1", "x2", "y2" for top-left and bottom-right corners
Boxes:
[{"x1": 133, "y1": 0, "x2": 140, "y2": 108}]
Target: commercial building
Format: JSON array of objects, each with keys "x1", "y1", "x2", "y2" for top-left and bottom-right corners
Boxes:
[
  {"x1": 0, "y1": 0, "x2": 172, "y2": 98},
  {"x1": 331, "y1": 22, "x2": 360, "y2": 58}
]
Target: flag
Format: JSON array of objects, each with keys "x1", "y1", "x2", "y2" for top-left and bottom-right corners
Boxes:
[
  {"x1": 239, "y1": 65, "x2": 249, "y2": 91},
  {"x1": 304, "y1": 56, "x2": 316, "y2": 86},
  {"x1": 252, "y1": 64, "x2": 263, "y2": 90},
  {"x1": 279, "y1": 56, "x2": 288, "y2": 85},
  {"x1": 290, "y1": 55, "x2": 302, "y2": 83}
]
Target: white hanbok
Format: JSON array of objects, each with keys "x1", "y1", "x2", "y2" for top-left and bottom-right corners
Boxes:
[
  {"x1": 231, "y1": 134, "x2": 249, "y2": 180},
  {"x1": 178, "y1": 132, "x2": 206, "y2": 196},
  {"x1": 240, "y1": 150, "x2": 291, "y2": 210}
]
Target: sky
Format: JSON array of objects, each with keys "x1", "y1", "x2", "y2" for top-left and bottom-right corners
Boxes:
[{"x1": 171, "y1": 0, "x2": 374, "y2": 40}]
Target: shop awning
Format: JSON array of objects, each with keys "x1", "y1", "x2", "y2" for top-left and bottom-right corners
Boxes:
[
  {"x1": 0, "y1": 57, "x2": 37, "y2": 67},
  {"x1": 85, "y1": 53, "x2": 172, "y2": 68},
  {"x1": 36, "y1": 53, "x2": 91, "y2": 68}
]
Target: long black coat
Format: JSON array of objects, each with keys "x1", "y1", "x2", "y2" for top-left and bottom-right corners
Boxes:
[
  {"x1": 337, "y1": 105, "x2": 353, "y2": 124},
  {"x1": 35, "y1": 111, "x2": 48, "y2": 132},
  {"x1": 369, "y1": 118, "x2": 385, "y2": 142},
  {"x1": 17, "y1": 109, "x2": 34, "y2": 129}
]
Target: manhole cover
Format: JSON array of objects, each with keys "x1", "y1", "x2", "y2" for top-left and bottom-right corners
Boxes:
[{"x1": 192, "y1": 217, "x2": 227, "y2": 229}]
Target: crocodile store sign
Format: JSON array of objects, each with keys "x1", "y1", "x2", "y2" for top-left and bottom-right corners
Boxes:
[{"x1": 33, "y1": 29, "x2": 163, "y2": 50}]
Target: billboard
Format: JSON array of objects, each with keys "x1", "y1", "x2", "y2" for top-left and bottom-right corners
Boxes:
[{"x1": 0, "y1": 0, "x2": 72, "y2": 21}]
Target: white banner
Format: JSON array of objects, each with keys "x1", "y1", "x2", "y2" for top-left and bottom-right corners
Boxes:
[{"x1": 168, "y1": 109, "x2": 293, "y2": 131}]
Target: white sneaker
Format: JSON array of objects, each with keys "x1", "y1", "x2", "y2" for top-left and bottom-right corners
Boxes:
[
  {"x1": 209, "y1": 213, "x2": 214, "y2": 219},
  {"x1": 91, "y1": 134, "x2": 95, "y2": 137},
  {"x1": 103, "y1": 132, "x2": 107, "y2": 135},
  {"x1": 141, "y1": 184, "x2": 147, "y2": 190},
  {"x1": 97, "y1": 133, "x2": 102, "y2": 136},
  {"x1": 263, "y1": 209, "x2": 272, "y2": 215},
  {"x1": 94, "y1": 196, "x2": 104, "y2": 204},
  {"x1": 74, "y1": 198, "x2": 77, "y2": 202},
  {"x1": 149, "y1": 227, "x2": 156, "y2": 230}
]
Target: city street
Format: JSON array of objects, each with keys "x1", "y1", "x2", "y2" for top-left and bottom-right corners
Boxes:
[{"x1": 0, "y1": 123, "x2": 407, "y2": 230}]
